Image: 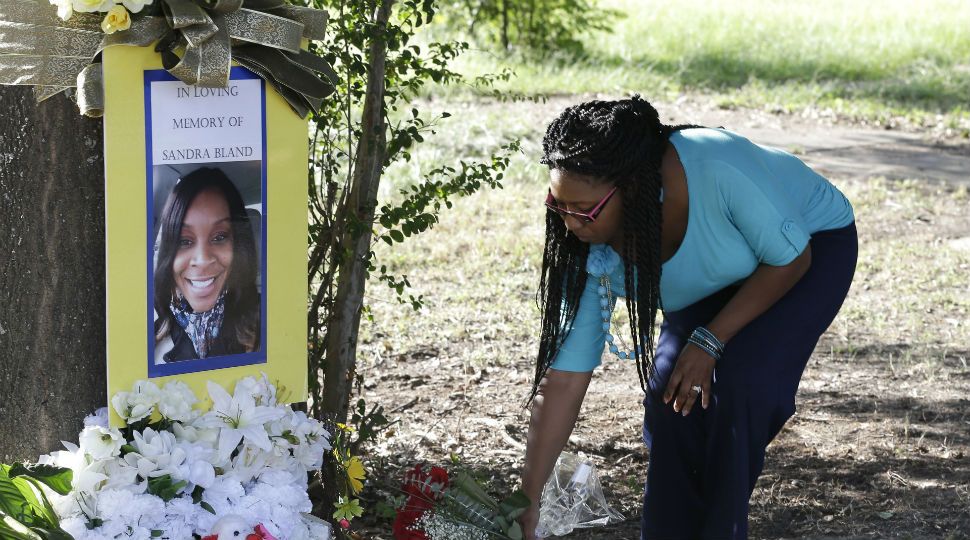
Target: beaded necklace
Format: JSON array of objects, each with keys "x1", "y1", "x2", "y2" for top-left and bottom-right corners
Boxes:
[{"x1": 586, "y1": 244, "x2": 641, "y2": 361}]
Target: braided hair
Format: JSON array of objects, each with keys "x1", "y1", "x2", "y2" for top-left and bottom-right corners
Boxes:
[{"x1": 531, "y1": 95, "x2": 699, "y2": 404}]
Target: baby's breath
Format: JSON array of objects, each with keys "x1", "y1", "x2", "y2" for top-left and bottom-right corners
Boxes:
[{"x1": 417, "y1": 513, "x2": 490, "y2": 540}]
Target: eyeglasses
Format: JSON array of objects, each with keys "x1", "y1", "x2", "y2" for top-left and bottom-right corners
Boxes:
[{"x1": 545, "y1": 186, "x2": 617, "y2": 223}]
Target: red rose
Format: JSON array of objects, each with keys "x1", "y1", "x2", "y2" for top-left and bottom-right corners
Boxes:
[
  {"x1": 393, "y1": 464, "x2": 452, "y2": 540},
  {"x1": 392, "y1": 509, "x2": 428, "y2": 540}
]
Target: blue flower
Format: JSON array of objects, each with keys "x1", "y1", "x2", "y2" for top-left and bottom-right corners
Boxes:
[{"x1": 586, "y1": 244, "x2": 620, "y2": 277}]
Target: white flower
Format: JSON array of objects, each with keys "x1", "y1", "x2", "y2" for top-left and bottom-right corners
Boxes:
[
  {"x1": 225, "y1": 443, "x2": 269, "y2": 485},
  {"x1": 234, "y1": 373, "x2": 278, "y2": 407},
  {"x1": 70, "y1": 0, "x2": 115, "y2": 13},
  {"x1": 173, "y1": 422, "x2": 219, "y2": 445},
  {"x1": 174, "y1": 440, "x2": 217, "y2": 488},
  {"x1": 290, "y1": 412, "x2": 331, "y2": 470},
  {"x1": 97, "y1": 490, "x2": 166, "y2": 540},
  {"x1": 131, "y1": 427, "x2": 186, "y2": 480},
  {"x1": 78, "y1": 425, "x2": 124, "y2": 460},
  {"x1": 201, "y1": 476, "x2": 245, "y2": 516},
  {"x1": 197, "y1": 381, "x2": 285, "y2": 461},
  {"x1": 83, "y1": 407, "x2": 109, "y2": 428},
  {"x1": 112, "y1": 380, "x2": 161, "y2": 423},
  {"x1": 163, "y1": 497, "x2": 206, "y2": 538},
  {"x1": 158, "y1": 380, "x2": 199, "y2": 422},
  {"x1": 119, "y1": 0, "x2": 153, "y2": 14},
  {"x1": 59, "y1": 517, "x2": 91, "y2": 539},
  {"x1": 187, "y1": 459, "x2": 216, "y2": 489},
  {"x1": 302, "y1": 514, "x2": 333, "y2": 540},
  {"x1": 101, "y1": 457, "x2": 146, "y2": 493},
  {"x1": 100, "y1": 4, "x2": 130, "y2": 33},
  {"x1": 49, "y1": 0, "x2": 73, "y2": 20},
  {"x1": 40, "y1": 442, "x2": 107, "y2": 493}
]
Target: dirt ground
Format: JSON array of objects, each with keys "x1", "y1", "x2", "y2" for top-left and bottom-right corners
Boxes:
[{"x1": 350, "y1": 99, "x2": 970, "y2": 540}]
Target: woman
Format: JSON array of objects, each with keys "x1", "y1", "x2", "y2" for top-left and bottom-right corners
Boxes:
[
  {"x1": 519, "y1": 96, "x2": 857, "y2": 539},
  {"x1": 153, "y1": 167, "x2": 261, "y2": 363}
]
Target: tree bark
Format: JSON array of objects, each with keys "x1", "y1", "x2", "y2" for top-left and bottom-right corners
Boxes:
[
  {"x1": 0, "y1": 87, "x2": 106, "y2": 462},
  {"x1": 322, "y1": 0, "x2": 395, "y2": 423}
]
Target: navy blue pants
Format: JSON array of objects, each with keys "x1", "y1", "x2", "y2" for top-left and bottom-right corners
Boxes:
[{"x1": 640, "y1": 223, "x2": 858, "y2": 540}]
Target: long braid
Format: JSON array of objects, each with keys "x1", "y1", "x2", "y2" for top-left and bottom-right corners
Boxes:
[
  {"x1": 531, "y1": 95, "x2": 702, "y2": 403},
  {"x1": 532, "y1": 212, "x2": 588, "y2": 402}
]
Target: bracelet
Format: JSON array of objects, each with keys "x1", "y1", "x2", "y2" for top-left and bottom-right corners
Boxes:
[{"x1": 688, "y1": 326, "x2": 725, "y2": 361}]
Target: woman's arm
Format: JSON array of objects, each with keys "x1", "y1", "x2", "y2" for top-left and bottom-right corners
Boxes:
[
  {"x1": 664, "y1": 245, "x2": 812, "y2": 414},
  {"x1": 519, "y1": 368, "x2": 593, "y2": 540}
]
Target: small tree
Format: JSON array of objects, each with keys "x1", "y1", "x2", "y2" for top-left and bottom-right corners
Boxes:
[{"x1": 306, "y1": 0, "x2": 517, "y2": 430}]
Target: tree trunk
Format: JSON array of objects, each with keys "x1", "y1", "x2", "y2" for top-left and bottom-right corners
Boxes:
[
  {"x1": 322, "y1": 0, "x2": 395, "y2": 423},
  {"x1": 0, "y1": 87, "x2": 106, "y2": 462}
]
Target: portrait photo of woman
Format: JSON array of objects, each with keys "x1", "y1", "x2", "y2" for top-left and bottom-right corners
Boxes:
[{"x1": 151, "y1": 166, "x2": 263, "y2": 367}]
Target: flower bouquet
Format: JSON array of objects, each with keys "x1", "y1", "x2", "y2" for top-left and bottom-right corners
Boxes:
[
  {"x1": 392, "y1": 464, "x2": 530, "y2": 540},
  {"x1": 1, "y1": 375, "x2": 359, "y2": 539}
]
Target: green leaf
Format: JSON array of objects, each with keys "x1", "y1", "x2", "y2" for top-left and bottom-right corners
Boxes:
[
  {"x1": 507, "y1": 521, "x2": 523, "y2": 540},
  {"x1": 451, "y1": 473, "x2": 499, "y2": 512},
  {"x1": 0, "y1": 510, "x2": 44, "y2": 540},
  {"x1": 146, "y1": 475, "x2": 187, "y2": 502},
  {"x1": 26, "y1": 526, "x2": 74, "y2": 540},
  {"x1": 498, "y1": 490, "x2": 531, "y2": 521},
  {"x1": 9, "y1": 465, "x2": 73, "y2": 497},
  {"x1": 0, "y1": 469, "x2": 29, "y2": 523},
  {"x1": 389, "y1": 229, "x2": 404, "y2": 243},
  {"x1": 11, "y1": 477, "x2": 57, "y2": 528}
]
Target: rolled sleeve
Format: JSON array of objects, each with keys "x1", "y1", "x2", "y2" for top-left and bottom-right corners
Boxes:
[
  {"x1": 549, "y1": 275, "x2": 609, "y2": 372},
  {"x1": 719, "y1": 163, "x2": 810, "y2": 266}
]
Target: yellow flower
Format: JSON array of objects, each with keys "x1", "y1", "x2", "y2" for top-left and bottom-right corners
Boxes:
[
  {"x1": 100, "y1": 5, "x2": 130, "y2": 34},
  {"x1": 345, "y1": 456, "x2": 366, "y2": 494}
]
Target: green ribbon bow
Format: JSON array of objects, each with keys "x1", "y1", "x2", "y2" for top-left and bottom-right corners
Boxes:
[{"x1": 0, "y1": 0, "x2": 337, "y2": 118}]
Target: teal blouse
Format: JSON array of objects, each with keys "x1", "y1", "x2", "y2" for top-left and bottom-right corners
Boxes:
[{"x1": 550, "y1": 128, "x2": 854, "y2": 372}]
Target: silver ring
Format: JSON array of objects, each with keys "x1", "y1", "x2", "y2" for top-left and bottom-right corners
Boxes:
[{"x1": 690, "y1": 385, "x2": 702, "y2": 394}]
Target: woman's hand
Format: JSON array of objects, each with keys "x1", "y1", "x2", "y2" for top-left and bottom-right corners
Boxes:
[
  {"x1": 519, "y1": 502, "x2": 540, "y2": 540},
  {"x1": 520, "y1": 369, "x2": 592, "y2": 540},
  {"x1": 663, "y1": 343, "x2": 716, "y2": 416}
]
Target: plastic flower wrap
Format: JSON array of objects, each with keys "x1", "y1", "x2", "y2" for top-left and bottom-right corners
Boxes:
[
  {"x1": 535, "y1": 452, "x2": 623, "y2": 538},
  {"x1": 32, "y1": 374, "x2": 337, "y2": 539}
]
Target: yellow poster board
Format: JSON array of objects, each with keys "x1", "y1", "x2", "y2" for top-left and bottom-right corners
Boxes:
[{"x1": 103, "y1": 45, "x2": 307, "y2": 423}]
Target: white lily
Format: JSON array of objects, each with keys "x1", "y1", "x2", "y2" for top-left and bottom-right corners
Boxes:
[
  {"x1": 78, "y1": 425, "x2": 124, "y2": 460},
  {"x1": 197, "y1": 381, "x2": 285, "y2": 461},
  {"x1": 40, "y1": 442, "x2": 108, "y2": 493},
  {"x1": 101, "y1": 457, "x2": 146, "y2": 493}
]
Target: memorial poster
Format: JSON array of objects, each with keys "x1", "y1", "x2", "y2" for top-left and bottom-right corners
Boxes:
[{"x1": 103, "y1": 46, "x2": 308, "y2": 421}]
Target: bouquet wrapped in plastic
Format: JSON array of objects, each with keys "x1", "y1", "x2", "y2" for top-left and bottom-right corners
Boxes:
[{"x1": 535, "y1": 452, "x2": 624, "y2": 538}]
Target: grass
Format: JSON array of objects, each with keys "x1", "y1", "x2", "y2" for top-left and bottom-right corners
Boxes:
[
  {"x1": 366, "y1": 173, "x2": 970, "y2": 369},
  {"x1": 424, "y1": 0, "x2": 970, "y2": 131}
]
